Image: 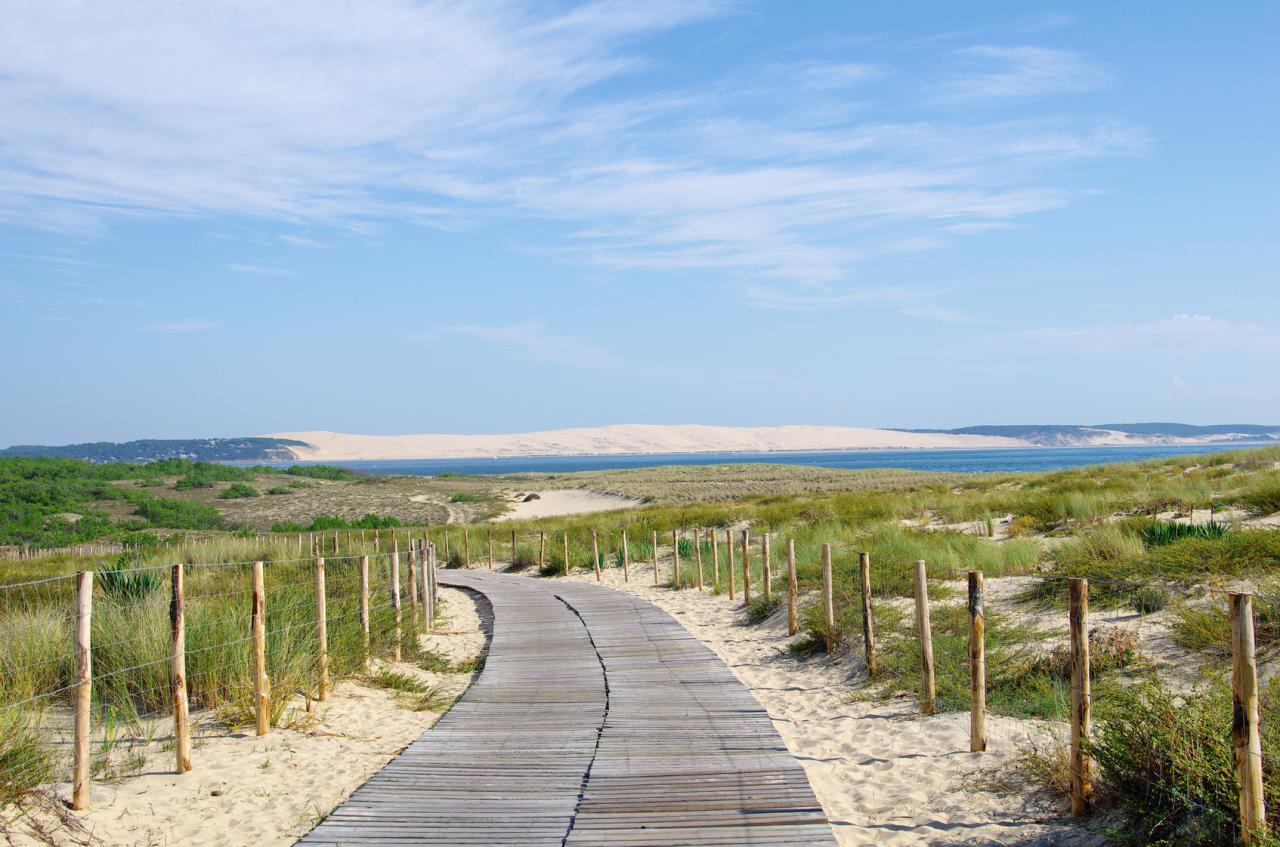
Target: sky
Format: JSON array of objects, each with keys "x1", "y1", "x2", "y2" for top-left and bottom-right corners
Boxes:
[{"x1": 1, "y1": 1, "x2": 1277, "y2": 445}]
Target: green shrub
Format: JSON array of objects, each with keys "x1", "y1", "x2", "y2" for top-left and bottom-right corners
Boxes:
[
  {"x1": 1143, "y1": 521, "x2": 1228, "y2": 546},
  {"x1": 449, "y1": 492, "x2": 485, "y2": 503},
  {"x1": 99, "y1": 556, "x2": 164, "y2": 602},
  {"x1": 266, "y1": 486, "x2": 290, "y2": 495},
  {"x1": 218, "y1": 483, "x2": 260, "y2": 499},
  {"x1": 1133, "y1": 584, "x2": 1171, "y2": 614},
  {"x1": 745, "y1": 595, "x2": 781, "y2": 624},
  {"x1": 0, "y1": 710, "x2": 54, "y2": 806},
  {"x1": 1236, "y1": 474, "x2": 1280, "y2": 515}
]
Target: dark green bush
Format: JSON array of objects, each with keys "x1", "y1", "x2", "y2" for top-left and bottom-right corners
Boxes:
[{"x1": 218, "y1": 483, "x2": 260, "y2": 499}]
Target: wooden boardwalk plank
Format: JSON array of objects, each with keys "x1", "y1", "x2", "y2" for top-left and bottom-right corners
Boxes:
[{"x1": 297, "y1": 571, "x2": 835, "y2": 846}]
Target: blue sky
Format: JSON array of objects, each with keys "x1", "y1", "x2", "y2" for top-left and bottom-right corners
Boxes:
[{"x1": 2, "y1": 2, "x2": 1277, "y2": 445}]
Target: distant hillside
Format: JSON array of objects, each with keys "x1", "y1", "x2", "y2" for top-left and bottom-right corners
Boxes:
[
  {"x1": 909, "y1": 423, "x2": 1280, "y2": 448},
  {"x1": 0, "y1": 437, "x2": 307, "y2": 463}
]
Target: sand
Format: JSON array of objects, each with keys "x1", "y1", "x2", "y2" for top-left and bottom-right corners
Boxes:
[
  {"x1": 263, "y1": 424, "x2": 1028, "y2": 461},
  {"x1": 494, "y1": 489, "x2": 643, "y2": 521},
  {"x1": 3, "y1": 587, "x2": 489, "y2": 847},
  {"x1": 557, "y1": 564, "x2": 1106, "y2": 847}
]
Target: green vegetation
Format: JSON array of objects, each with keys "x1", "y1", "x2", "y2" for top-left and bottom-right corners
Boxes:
[
  {"x1": 269, "y1": 514, "x2": 402, "y2": 533},
  {"x1": 449, "y1": 492, "x2": 486, "y2": 503},
  {"x1": 218, "y1": 483, "x2": 260, "y2": 499}
]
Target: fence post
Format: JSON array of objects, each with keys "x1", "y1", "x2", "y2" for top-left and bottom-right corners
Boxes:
[
  {"x1": 418, "y1": 542, "x2": 429, "y2": 630},
  {"x1": 712, "y1": 530, "x2": 720, "y2": 588},
  {"x1": 332, "y1": 531, "x2": 338, "y2": 555},
  {"x1": 695, "y1": 530, "x2": 704, "y2": 590},
  {"x1": 786, "y1": 539, "x2": 798, "y2": 636},
  {"x1": 968, "y1": 570, "x2": 986, "y2": 752},
  {"x1": 622, "y1": 530, "x2": 630, "y2": 582},
  {"x1": 391, "y1": 544, "x2": 402, "y2": 662},
  {"x1": 539, "y1": 531, "x2": 545, "y2": 570},
  {"x1": 72, "y1": 570, "x2": 93, "y2": 811},
  {"x1": 672, "y1": 529, "x2": 680, "y2": 588},
  {"x1": 359, "y1": 555, "x2": 370, "y2": 661},
  {"x1": 408, "y1": 544, "x2": 420, "y2": 628},
  {"x1": 914, "y1": 559, "x2": 936, "y2": 715},
  {"x1": 171, "y1": 563, "x2": 192, "y2": 772},
  {"x1": 488, "y1": 530, "x2": 494, "y2": 571},
  {"x1": 1068, "y1": 577, "x2": 1091, "y2": 816},
  {"x1": 1232, "y1": 592, "x2": 1267, "y2": 844},
  {"x1": 741, "y1": 529, "x2": 751, "y2": 606},
  {"x1": 442, "y1": 530, "x2": 448, "y2": 559},
  {"x1": 859, "y1": 552, "x2": 877, "y2": 678},
  {"x1": 726, "y1": 528, "x2": 735, "y2": 600},
  {"x1": 464, "y1": 528, "x2": 470, "y2": 568},
  {"x1": 562, "y1": 531, "x2": 570, "y2": 577},
  {"x1": 592, "y1": 530, "x2": 601, "y2": 581},
  {"x1": 252, "y1": 561, "x2": 270, "y2": 736},
  {"x1": 511, "y1": 529, "x2": 517, "y2": 568},
  {"x1": 426, "y1": 545, "x2": 437, "y2": 630},
  {"x1": 821, "y1": 544, "x2": 834, "y2": 651},
  {"x1": 316, "y1": 557, "x2": 329, "y2": 699},
  {"x1": 762, "y1": 532, "x2": 772, "y2": 601},
  {"x1": 652, "y1": 530, "x2": 659, "y2": 586}
]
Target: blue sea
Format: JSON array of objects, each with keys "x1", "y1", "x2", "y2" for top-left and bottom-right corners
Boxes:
[{"x1": 268, "y1": 442, "x2": 1270, "y2": 477}]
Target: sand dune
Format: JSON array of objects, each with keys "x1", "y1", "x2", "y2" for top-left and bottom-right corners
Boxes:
[{"x1": 263, "y1": 424, "x2": 1026, "y2": 462}]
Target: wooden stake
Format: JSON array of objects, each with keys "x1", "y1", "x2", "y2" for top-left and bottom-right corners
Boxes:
[
  {"x1": 592, "y1": 530, "x2": 601, "y2": 581},
  {"x1": 695, "y1": 530, "x2": 704, "y2": 590},
  {"x1": 171, "y1": 563, "x2": 192, "y2": 772},
  {"x1": 315, "y1": 557, "x2": 329, "y2": 699},
  {"x1": 622, "y1": 530, "x2": 630, "y2": 582},
  {"x1": 1068, "y1": 577, "x2": 1091, "y2": 816},
  {"x1": 726, "y1": 528, "x2": 735, "y2": 600},
  {"x1": 390, "y1": 544, "x2": 402, "y2": 662},
  {"x1": 711, "y1": 530, "x2": 720, "y2": 588},
  {"x1": 539, "y1": 531, "x2": 546, "y2": 570},
  {"x1": 359, "y1": 555, "x2": 370, "y2": 661},
  {"x1": 426, "y1": 546, "x2": 436, "y2": 629},
  {"x1": 762, "y1": 532, "x2": 772, "y2": 601},
  {"x1": 72, "y1": 571, "x2": 93, "y2": 811},
  {"x1": 859, "y1": 552, "x2": 877, "y2": 677},
  {"x1": 741, "y1": 529, "x2": 751, "y2": 606},
  {"x1": 1233, "y1": 592, "x2": 1267, "y2": 844},
  {"x1": 442, "y1": 530, "x2": 448, "y2": 558},
  {"x1": 332, "y1": 531, "x2": 338, "y2": 555},
  {"x1": 968, "y1": 571, "x2": 986, "y2": 753},
  {"x1": 914, "y1": 560, "x2": 936, "y2": 715},
  {"x1": 464, "y1": 528, "x2": 470, "y2": 568},
  {"x1": 821, "y1": 544, "x2": 835, "y2": 651},
  {"x1": 408, "y1": 545, "x2": 420, "y2": 628},
  {"x1": 652, "y1": 530, "x2": 659, "y2": 586},
  {"x1": 563, "y1": 531, "x2": 570, "y2": 576},
  {"x1": 511, "y1": 529, "x2": 517, "y2": 568},
  {"x1": 487, "y1": 530, "x2": 494, "y2": 571},
  {"x1": 786, "y1": 539, "x2": 797, "y2": 636},
  {"x1": 672, "y1": 529, "x2": 680, "y2": 588},
  {"x1": 252, "y1": 561, "x2": 270, "y2": 736}
]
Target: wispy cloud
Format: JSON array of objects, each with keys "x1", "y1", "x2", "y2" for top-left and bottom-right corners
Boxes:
[
  {"x1": 146, "y1": 319, "x2": 222, "y2": 334},
  {"x1": 277, "y1": 235, "x2": 329, "y2": 249},
  {"x1": 1016, "y1": 314, "x2": 1280, "y2": 354},
  {"x1": 940, "y1": 46, "x2": 1109, "y2": 102},
  {"x1": 744, "y1": 285, "x2": 968, "y2": 322},
  {"x1": 421, "y1": 321, "x2": 615, "y2": 370},
  {"x1": 228, "y1": 264, "x2": 299, "y2": 279}
]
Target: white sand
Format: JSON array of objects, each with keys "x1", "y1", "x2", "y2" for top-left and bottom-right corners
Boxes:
[
  {"x1": 555, "y1": 564, "x2": 1104, "y2": 847},
  {"x1": 494, "y1": 490, "x2": 642, "y2": 521},
  {"x1": 4, "y1": 587, "x2": 489, "y2": 847},
  {"x1": 263, "y1": 424, "x2": 1028, "y2": 461}
]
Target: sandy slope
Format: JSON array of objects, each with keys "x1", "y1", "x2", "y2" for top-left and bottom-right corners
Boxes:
[
  {"x1": 263, "y1": 424, "x2": 1027, "y2": 461},
  {"x1": 493, "y1": 489, "x2": 643, "y2": 521}
]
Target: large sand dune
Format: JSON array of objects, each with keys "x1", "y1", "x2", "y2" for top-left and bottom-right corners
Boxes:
[{"x1": 263, "y1": 424, "x2": 1027, "y2": 462}]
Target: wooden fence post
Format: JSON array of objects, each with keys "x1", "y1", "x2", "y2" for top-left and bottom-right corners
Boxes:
[
  {"x1": 418, "y1": 541, "x2": 429, "y2": 628},
  {"x1": 672, "y1": 529, "x2": 681, "y2": 588},
  {"x1": 72, "y1": 571, "x2": 93, "y2": 811},
  {"x1": 741, "y1": 529, "x2": 751, "y2": 607},
  {"x1": 726, "y1": 528, "x2": 735, "y2": 600},
  {"x1": 171, "y1": 563, "x2": 192, "y2": 772},
  {"x1": 426, "y1": 545, "x2": 437, "y2": 629},
  {"x1": 762, "y1": 533, "x2": 772, "y2": 601},
  {"x1": 408, "y1": 544, "x2": 420, "y2": 628},
  {"x1": 316, "y1": 557, "x2": 329, "y2": 700},
  {"x1": 1068, "y1": 577, "x2": 1091, "y2": 816},
  {"x1": 391, "y1": 545, "x2": 402, "y2": 662},
  {"x1": 539, "y1": 531, "x2": 545, "y2": 570},
  {"x1": 464, "y1": 528, "x2": 470, "y2": 568},
  {"x1": 252, "y1": 561, "x2": 270, "y2": 736},
  {"x1": 859, "y1": 552, "x2": 877, "y2": 677},
  {"x1": 1232, "y1": 591, "x2": 1267, "y2": 845},
  {"x1": 487, "y1": 530, "x2": 494, "y2": 571},
  {"x1": 821, "y1": 544, "x2": 835, "y2": 651},
  {"x1": 695, "y1": 530, "x2": 704, "y2": 590},
  {"x1": 712, "y1": 530, "x2": 720, "y2": 588},
  {"x1": 511, "y1": 529, "x2": 517, "y2": 568},
  {"x1": 359, "y1": 555, "x2": 370, "y2": 661},
  {"x1": 786, "y1": 539, "x2": 798, "y2": 636},
  {"x1": 563, "y1": 531, "x2": 570, "y2": 577},
  {"x1": 592, "y1": 530, "x2": 601, "y2": 581},
  {"x1": 622, "y1": 530, "x2": 630, "y2": 582},
  {"x1": 968, "y1": 570, "x2": 986, "y2": 752},
  {"x1": 914, "y1": 559, "x2": 936, "y2": 715},
  {"x1": 652, "y1": 530, "x2": 659, "y2": 586},
  {"x1": 442, "y1": 530, "x2": 448, "y2": 559}
]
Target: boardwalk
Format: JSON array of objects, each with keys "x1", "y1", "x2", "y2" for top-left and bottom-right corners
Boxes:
[{"x1": 300, "y1": 572, "x2": 836, "y2": 846}]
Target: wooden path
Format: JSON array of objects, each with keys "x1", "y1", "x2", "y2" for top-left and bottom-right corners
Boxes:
[{"x1": 299, "y1": 572, "x2": 835, "y2": 846}]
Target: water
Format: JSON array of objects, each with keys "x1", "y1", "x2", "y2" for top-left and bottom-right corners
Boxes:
[{"x1": 268, "y1": 442, "x2": 1269, "y2": 477}]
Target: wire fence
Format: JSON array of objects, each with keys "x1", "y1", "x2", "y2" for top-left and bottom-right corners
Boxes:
[{"x1": 0, "y1": 544, "x2": 438, "y2": 812}]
